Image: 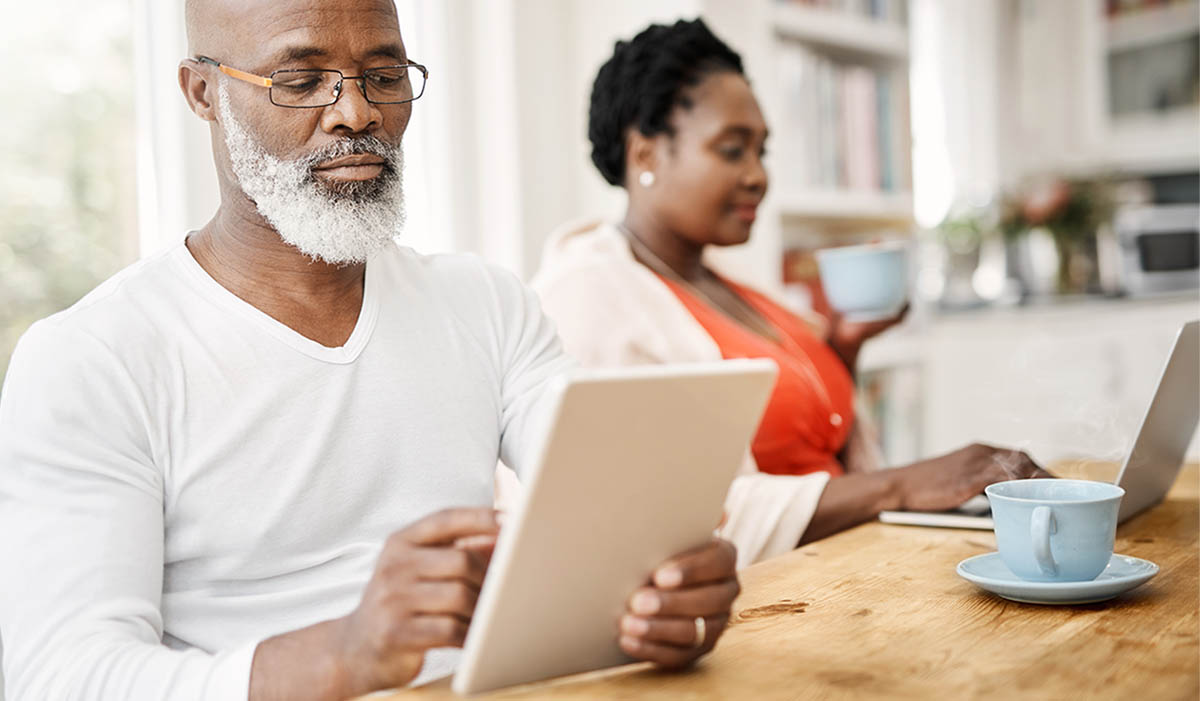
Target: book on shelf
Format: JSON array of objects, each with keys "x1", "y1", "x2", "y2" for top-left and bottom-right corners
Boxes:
[
  {"x1": 777, "y1": 0, "x2": 909, "y2": 27},
  {"x1": 774, "y1": 43, "x2": 911, "y2": 195}
]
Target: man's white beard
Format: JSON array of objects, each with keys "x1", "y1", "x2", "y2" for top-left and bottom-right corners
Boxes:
[{"x1": 217, "y1": 81, "x2": 405, "y2": 266}]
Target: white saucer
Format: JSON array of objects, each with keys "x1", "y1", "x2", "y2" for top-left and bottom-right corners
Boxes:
[{"x1": 956, "y1": 552, "x2": 1159, "y2": 605}]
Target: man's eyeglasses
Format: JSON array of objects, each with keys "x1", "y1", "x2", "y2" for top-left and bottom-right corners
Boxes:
[{"x1": 195, "y1": 56, "x2": 428, "y2": 108}]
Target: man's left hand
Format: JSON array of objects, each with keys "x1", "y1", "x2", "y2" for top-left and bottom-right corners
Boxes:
[{"x1": 618, "y1": 537, "x2": 739, "y2": 669}]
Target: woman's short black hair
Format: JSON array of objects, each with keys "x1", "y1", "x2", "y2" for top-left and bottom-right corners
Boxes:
[{"x1": 588, "y1": 18, "x2": 745, "y2": 187}]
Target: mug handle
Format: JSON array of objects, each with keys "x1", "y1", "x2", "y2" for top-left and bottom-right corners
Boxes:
[{"x1": 1030, "y1": 506, "x2": 1058, "y2": 577}]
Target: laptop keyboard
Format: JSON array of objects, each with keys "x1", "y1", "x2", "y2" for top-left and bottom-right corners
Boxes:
[{"x1": 956, "y1": 494, "x2": 991, "y2": 515}]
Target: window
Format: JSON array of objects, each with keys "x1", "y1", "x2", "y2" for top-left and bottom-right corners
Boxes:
[{"x1": 0, "y1": 0, "x2": 138, "y2": 379}]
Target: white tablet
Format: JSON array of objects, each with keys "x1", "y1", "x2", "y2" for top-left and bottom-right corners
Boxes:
[{"x1": 452, "y1": 360, "x2": 778, "y2": 695}]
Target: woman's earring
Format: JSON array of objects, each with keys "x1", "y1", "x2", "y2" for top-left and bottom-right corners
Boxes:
[{"x1": 638, "y1": 171, "x2": 656, "y2": 188}]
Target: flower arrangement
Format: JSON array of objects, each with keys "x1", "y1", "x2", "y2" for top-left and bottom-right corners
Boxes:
[{"x1": 999, "y1": 178, "x2": 1114, "y2": 294}]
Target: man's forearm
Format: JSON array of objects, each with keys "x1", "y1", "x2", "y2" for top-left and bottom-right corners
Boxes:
[{"x1": 249, "y1": 618, "x2": 359, "y2": 701}]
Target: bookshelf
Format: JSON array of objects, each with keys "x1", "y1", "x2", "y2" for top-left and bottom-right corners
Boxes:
[
  {"x1": 772, "y1": 2, "x2": 909, "y2": 60},
  {"x1": 778, "y1": 189, "x2": 913, "y2": 227},
  {"x1": 766, "y1": 0, "x2": 915, "y2": 257}
]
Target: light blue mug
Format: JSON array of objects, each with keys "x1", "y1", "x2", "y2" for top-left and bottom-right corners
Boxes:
[
  {"x1": 985, "y1": 479, "x2": 1125, "y2": 582},
  {"x1": 815, "y1": 241, "x2": 908, "y2": 322}
]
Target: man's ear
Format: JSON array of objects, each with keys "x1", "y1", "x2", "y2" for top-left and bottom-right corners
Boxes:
[
  {"x1": 624, "y1": 129, "x2": 660, "y2": 188},
  {"x1": 179, "y1": 59, "x2": 217, "y2": 122}
]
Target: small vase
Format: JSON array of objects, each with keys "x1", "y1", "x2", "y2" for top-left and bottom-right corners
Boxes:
[{"x1": 1051, "y1": 230, "x2": 1099, "y2": 295}]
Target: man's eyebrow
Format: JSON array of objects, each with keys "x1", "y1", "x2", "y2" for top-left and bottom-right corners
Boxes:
[
  {"x1": 271, "y1": 46, "x2": 328, "y2": 65},
  {"x1": 267, "y1": 44, "x2": 407, "y2": 68},
  {"x1": 364, "y1": 43, "x2": 406, "y2": 62}
]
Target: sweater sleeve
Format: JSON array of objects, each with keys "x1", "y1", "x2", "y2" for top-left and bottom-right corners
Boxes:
[
  {"x1": 478, "y1": 267, "x2": 576, "y2": 480},
  {"x1": 0, "y1": 323, "x2": 258, "y2": 701},
  {"x1": 719, "y1": 469, "x2": 830, "y2": 569}
]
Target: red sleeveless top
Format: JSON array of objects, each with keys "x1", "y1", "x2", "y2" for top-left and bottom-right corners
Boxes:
[{"x1": 659, "y1": 276, "x2": 854, "y2": 477}]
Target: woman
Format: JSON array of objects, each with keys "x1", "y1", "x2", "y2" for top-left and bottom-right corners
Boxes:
[{"x1": 530, "y1": 19, "x2": 1048, "y2": 567}]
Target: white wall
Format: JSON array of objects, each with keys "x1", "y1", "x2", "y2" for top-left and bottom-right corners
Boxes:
[{"x1": 921, "y1": 297, "x2": 1200, "y2": 464}]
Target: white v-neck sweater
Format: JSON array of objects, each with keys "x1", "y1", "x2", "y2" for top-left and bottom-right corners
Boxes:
[{"x1": 0, "y1": 241, "x2": 573, "y2": 700}]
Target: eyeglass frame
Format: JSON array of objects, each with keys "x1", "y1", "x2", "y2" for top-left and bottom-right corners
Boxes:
[{"x1": 193, "y1": 55, "x2": 429, "y2": 108}]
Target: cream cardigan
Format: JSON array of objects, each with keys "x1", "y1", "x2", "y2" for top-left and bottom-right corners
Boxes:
[{"x1": 523, "y1": 220, "x2": 837, "y2": 568}]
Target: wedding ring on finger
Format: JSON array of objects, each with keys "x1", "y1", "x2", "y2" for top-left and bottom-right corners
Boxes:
[{"x1": 692, "y1": 616, "x2": 707, "y2": 649}]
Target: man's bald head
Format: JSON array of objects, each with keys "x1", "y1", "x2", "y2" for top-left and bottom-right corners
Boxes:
[
  {"x1": 184, "y1": 0, "x2": 251, "y2": 60},
  {"x1": 185, "y1": 0, "x2": 400, "y2": 65}
]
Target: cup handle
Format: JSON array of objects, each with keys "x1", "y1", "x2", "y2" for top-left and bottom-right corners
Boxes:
[{"x1": 1030, "y1": 505, "x2": 1058, "y2": 577}]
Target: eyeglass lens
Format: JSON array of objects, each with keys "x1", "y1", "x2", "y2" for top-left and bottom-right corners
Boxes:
[{"x1": 269, "y1": 66, "x2": 425, "y2": 107}]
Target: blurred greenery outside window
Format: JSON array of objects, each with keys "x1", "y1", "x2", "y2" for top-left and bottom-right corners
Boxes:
[{"x1": 1, "y1": 1, "x2": 138, "y2": 381}]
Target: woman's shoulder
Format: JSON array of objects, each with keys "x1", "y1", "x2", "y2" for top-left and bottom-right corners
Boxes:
[
  {"x1": 529, "y1": 218, "x2": 724, "y2": 365},
  {"x1": 531, "y1": 219, "x2": 642, "y2": 294}
]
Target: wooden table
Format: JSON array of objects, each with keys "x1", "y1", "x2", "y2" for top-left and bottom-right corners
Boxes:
[{"x1": 386, "y1": 464, "x2": 1199, "y2": 700}]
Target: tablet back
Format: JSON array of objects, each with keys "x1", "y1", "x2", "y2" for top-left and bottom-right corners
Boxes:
[{"x1": 453, "y1": 360, "x2": 777, "y2": 694}]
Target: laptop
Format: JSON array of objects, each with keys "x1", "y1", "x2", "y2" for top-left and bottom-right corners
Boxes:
[
  {"x1": 879, "y1": 319, "x2": 1199, "y2": 530},
  {"x1": 452, "y1": 360, "x2": 778, "y2": 695}
]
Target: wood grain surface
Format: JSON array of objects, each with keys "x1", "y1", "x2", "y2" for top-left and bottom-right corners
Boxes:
[{"x1": 371, "y1": 464, "x2": 1200, "y2": 700}]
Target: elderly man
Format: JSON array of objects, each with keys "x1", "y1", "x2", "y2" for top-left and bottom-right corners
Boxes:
[{"x1": 0, "y1": 1, "x2": 740, "y2": 699}]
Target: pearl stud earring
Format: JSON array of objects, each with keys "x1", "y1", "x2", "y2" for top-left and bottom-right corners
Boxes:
[{"x1": 638, "y1": 171, "x2": 656, "y2": 188}]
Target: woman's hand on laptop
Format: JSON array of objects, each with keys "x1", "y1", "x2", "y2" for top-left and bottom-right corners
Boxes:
[
  {"x1": 893, "y1": 443, "x2": 1053, "y2": 512},
  {"x1": 618, "y1": 537, "x2": 740, "y2": 669},
  {"x1": 331, "y1": 507, "x2": 500, "y2": 696}
]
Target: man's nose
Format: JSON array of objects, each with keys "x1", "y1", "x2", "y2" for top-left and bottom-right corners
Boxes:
[{"x1": 320, "y1": 78, "x2": 384, "y2": 134}]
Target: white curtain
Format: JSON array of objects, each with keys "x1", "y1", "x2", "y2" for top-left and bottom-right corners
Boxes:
[{"x1": 131, "y1": 0, "x2": 214, "y2": 256}]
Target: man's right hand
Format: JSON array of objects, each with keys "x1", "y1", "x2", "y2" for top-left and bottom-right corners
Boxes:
[{"x1": 331, "y1": 507, "x2": 500, "y2": 697}]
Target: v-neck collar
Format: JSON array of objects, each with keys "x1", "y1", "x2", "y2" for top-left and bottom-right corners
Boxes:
[
  {"x1": 658, "y1": 273, "x2": 793, "y2": 350},
  {"x1": 171, "y1": 241, "x2": 380, "y2": 364}
]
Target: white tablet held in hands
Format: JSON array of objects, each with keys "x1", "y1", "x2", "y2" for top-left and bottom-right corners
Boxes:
[{"x1": 452, "y1": 360, "x2": 778, "y2": 695}]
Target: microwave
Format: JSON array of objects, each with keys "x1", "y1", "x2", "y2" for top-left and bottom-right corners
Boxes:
[{"x1": 1112, "y1": 204, "x2": 1200, "y2": 297}]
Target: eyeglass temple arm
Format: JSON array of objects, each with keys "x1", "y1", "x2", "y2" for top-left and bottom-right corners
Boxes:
[{"x1": 195, "y1": 56, "x2": 272, "y2": 88}]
